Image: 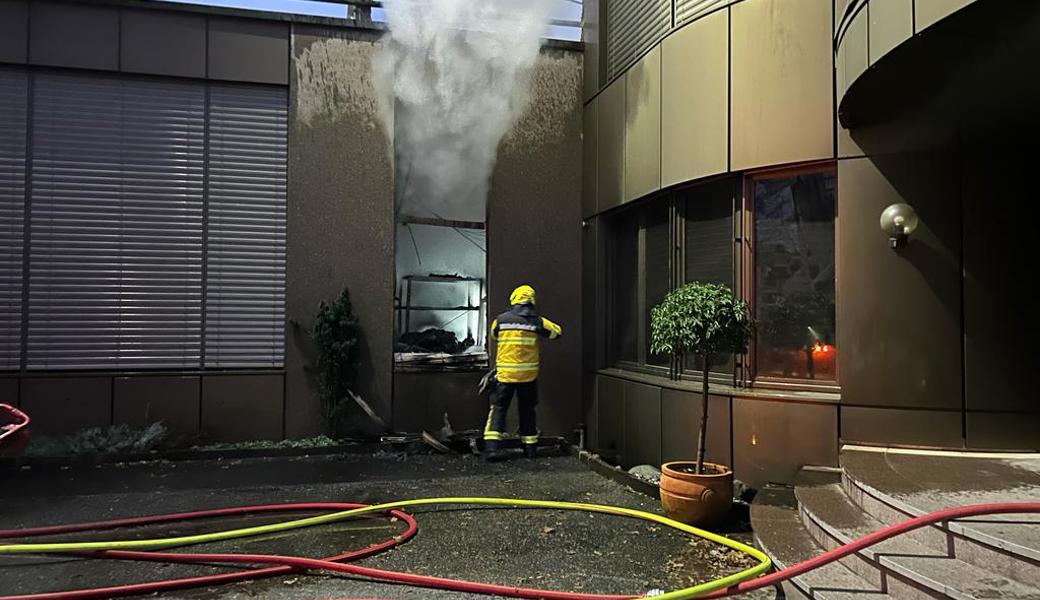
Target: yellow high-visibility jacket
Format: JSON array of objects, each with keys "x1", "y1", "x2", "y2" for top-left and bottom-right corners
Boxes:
[{"x1": 490, "y1": 303, "x2": 562, "y2": 383}]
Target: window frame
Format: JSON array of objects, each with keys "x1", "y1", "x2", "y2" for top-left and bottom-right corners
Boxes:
[{"x1": 741, "y1": 161, "x2": 840, "y2": 393}]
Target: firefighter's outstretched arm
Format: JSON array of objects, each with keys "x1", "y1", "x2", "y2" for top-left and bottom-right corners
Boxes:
[{"x1": 538, "y1": 317, "x2": 562, "y2": 339}]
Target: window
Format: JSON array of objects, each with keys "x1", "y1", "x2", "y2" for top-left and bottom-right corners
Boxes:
[
  {"x1": 610, "y1": 212, "x2": 639, "y2": 364},
  {"x1": 0, "y1": 70, "x2": 287, "y2": 371},
  {"x1": 682, "y1": 177, "x2": 736, "y2": 375},
  {"x1": 0, "y1": 69, "x2": 27, "y2": 370},
  {"x1": 607, "y1": 198, "x2": 669, "y2": 366},
  {"x1": 603, "y1": 166, "x2": 837, "y2": 390},
  {"x1": 643, "y1": 202, "x2": 670, "y2": 367},
  {"x1": 608, "y1": 179, "x2": 740, "y2": 373},
  {"x1": 609, "y1": 201, "x2": 671, "y2": 369},
  {"x1": 27, "y1": 74, "x2": 206, "y2": 370},
  {"x1": 203, "y1": 84, "x2": 288, "y2": 368},
  {"x1": 752, "y1": 168, "x2": 836, "y2": 381}
]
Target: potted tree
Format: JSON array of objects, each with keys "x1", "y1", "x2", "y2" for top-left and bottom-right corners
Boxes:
[{"x1": 650, "y1": 282, "x2": 752, "y2": 526}]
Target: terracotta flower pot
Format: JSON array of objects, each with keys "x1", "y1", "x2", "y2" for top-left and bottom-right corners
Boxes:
[{"x1": 659, "y1": 461, "x2": 733, "y2": 526}]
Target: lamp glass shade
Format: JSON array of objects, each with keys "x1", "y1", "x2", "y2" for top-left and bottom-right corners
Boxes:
[{"x1": 879, "y1": 203, "x2": 919, "y2": 236}]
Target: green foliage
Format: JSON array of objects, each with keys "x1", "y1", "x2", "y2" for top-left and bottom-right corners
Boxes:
[
  {"x1": 193, "y1": 435, "x2": 338, "y2": 452},
  {"x1": 26, "y1": 423, "x2": 168, "y2": 457},
  {"x1": 650, "y1": 282, "x2": 752, "y2": 368},
  {"x1": 651, "y1": 282, "x2": 751, "y2": 474},
  {"x1": 313, "y1": 287, "x2": 362, "y2": 432}
]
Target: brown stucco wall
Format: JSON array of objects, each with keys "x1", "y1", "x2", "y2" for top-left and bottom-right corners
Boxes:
[
  {"x1": 488, "y1": 47, "x2": 584, "y2": 438},
  {"x1": 286, "y1": 25, "x2": 395, "y2": 438}
]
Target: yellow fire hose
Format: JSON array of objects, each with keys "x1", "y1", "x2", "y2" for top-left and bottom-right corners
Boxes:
[{"x1": 0, "y1": 497, "x2": 771, "y2": 599}]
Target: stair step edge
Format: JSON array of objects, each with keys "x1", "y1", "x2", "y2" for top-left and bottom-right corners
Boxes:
[
  {"x1": 842, "y1": 466, "x2": 1040, "y2": 563},
  {"x1": 752, "y1": 485, "x2": 896, "y2": 600},
  {"x1": 798, "y1": 483, "x2": 1040, "y2": 600}
]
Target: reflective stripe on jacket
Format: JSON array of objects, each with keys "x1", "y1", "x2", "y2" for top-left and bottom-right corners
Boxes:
[{"x1": 491, "y1": 304, "x2": 561, "y2": 383}]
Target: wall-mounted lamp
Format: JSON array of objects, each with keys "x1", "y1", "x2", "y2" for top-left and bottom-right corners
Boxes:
[{"x1": 879, "y1": 203, "x2": 919, "y2": 248}]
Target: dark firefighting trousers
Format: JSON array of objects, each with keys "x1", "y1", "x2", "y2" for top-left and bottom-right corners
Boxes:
[{"x1": 483, "y1": 381, "x2": 538, "y2": 449}]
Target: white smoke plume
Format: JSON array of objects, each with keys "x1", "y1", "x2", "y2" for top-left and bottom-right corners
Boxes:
[{"x1": 374, "y1": 0, "x2": 553, "y2": 222}]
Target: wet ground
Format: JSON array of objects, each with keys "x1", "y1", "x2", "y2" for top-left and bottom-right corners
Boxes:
[{"x1": 0, "y1": 451, "x2": 775, "y2": 599}]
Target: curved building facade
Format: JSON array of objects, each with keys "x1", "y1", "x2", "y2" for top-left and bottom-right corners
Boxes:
[{"x1": 581, "y1": 0, "x2": 1039, "y2": 486}]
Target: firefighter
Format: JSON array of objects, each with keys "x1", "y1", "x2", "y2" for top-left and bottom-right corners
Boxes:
[{"x1": 484, "y1": 285, "x2": 562, "y2": 459}]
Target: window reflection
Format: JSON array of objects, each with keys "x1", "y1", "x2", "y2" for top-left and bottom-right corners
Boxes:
[{"x1": 754, "y1": 172, "x2": 837, "y2": 380}]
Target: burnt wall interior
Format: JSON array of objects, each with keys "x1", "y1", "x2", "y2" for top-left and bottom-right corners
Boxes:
[{"x1": 394, "y1": 224, "x2": 487, "y2": 348}]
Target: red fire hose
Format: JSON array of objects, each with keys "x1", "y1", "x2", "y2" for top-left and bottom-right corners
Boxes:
[
  {"x1": 0, "y1": 503, "x2": 420, "y2": 600},
  {"x1": 699, "y1": 501, "x2": 1040, "y2": 598},
  {"x1": 1, "y1": 500, "x2": 1037, "y2": 600},
  {"x1": 0, "y1": 404, "x2": 30, "y2": 459}
]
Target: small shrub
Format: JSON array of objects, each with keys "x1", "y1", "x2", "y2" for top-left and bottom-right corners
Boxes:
[
  {"x1": 313, "y1": 287, "x2": 362, "y2": 435},
  {"x1": 26, "y1": 423, "x2": 168, "y2": 457}
]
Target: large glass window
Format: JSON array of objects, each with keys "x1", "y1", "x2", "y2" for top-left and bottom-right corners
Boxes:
[
  {"x1": 610, "y1": 213, "x2": 639, "y2": 364},
  {"x1": 644, "y1": 203, "x2": 671, "y2": 367},
  {"x1": 609, "y1": 181, "x2": 739, "y2": 372},
  {"x1": 752, "y1": 169, "x2": 836, "y2": 381},
  {"x1": 602, "y1": 166, "x2": 837, "y2": 390},
  {"x1": 682, "y1": 178, "x2": 736, "y2": 375},
  {"x1": 683, "y1": 180, "x2": 734, "y2": 289},
  {"x1": 609, "y1": 199, "x2": 673, "y2": 369}
]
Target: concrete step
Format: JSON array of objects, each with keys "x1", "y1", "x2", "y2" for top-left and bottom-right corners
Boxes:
[
  {"x1": 797, "y1": 481, "x2": 1040, "y2": 600},
  {"x1": 750, "y1": 484, "x2": 896, "y2": 600},
  {"x1": 841, "y1": 446, "x2": 1040, "y2": 588}
]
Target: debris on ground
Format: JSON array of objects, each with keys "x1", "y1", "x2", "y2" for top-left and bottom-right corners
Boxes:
[
  {"x1": 734, "y1": 479, "x2": 756, "y2": 504},
  {"x1": 422, "y1": 432, "x2": 452, "y2": 453},
  {"x1": 192, "y1": 436, "x2": 338, "y2": 452},
  {"x1": 664, "y1": 535, "x2": 761, "y2": 590},
  {"x1": 396, "y1": 328, "x2": 470, "y2": 354},
  {"x1": 347, "y1": 388, "x2": 391, "y2": 432},
  {"x1": 628, "y1": 464, "x2": 662, "y2": 485}
]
